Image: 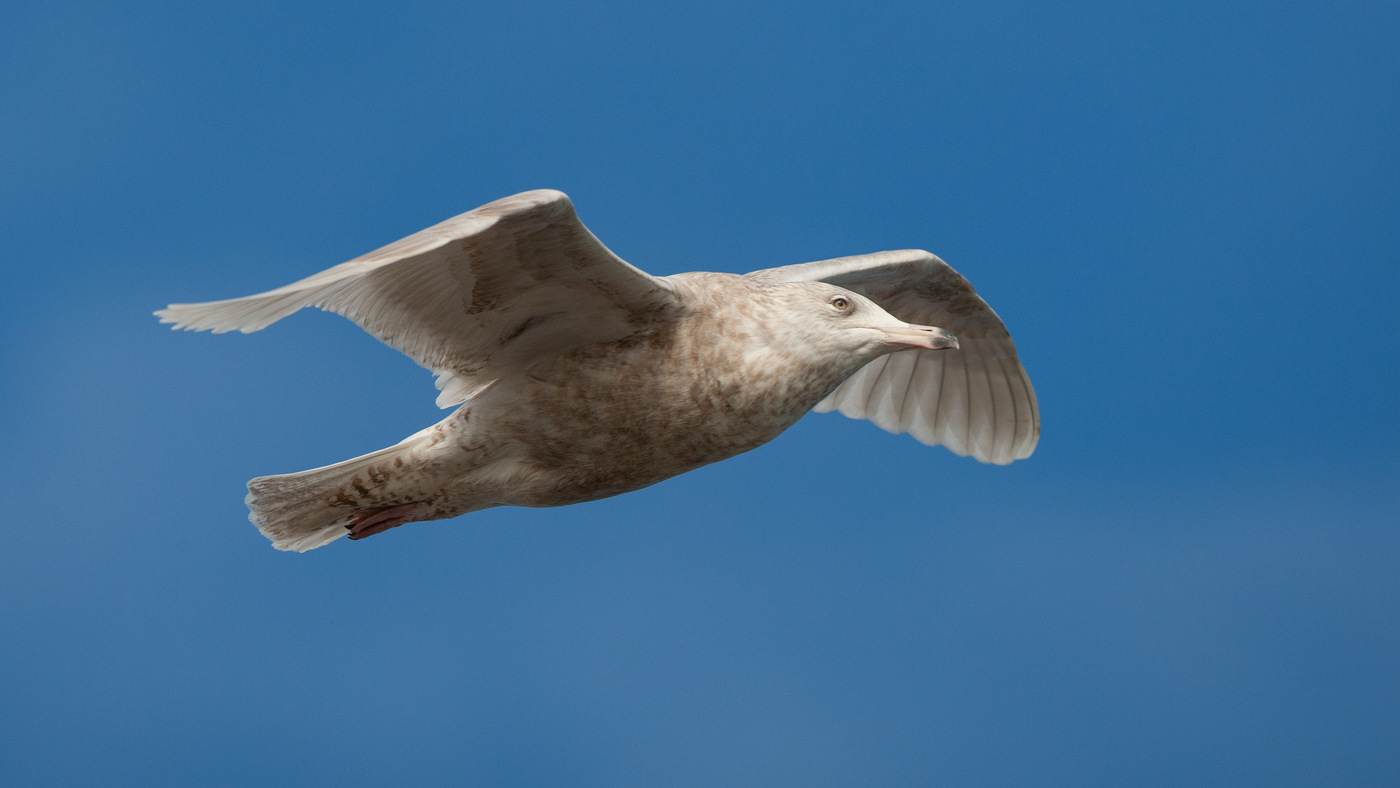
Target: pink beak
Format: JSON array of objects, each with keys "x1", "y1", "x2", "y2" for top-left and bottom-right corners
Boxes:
[{"x1": 879, "y1": 323, "x2": 959, "y2": 351}]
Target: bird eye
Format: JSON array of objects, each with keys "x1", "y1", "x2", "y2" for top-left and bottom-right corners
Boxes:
[{"x1": 830, "y1": 296, "x2": 851, "y2": 312}]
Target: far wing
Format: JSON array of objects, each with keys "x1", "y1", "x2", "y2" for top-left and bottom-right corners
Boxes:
[
  {"x1": 157, "y1": 190, "x2": 677, "y2": 407},
  {"x1": 749, "y1": 250, "x2": 1038, "y2": 464}
]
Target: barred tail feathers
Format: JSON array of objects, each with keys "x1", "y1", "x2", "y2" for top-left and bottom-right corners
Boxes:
[{"x1": 245, "y1": 439, "x2": 421, "y2": 552}]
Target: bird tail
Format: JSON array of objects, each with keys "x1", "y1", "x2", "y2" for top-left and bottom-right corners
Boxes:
[{"x1": 245, "y1": 439, "x2": 422, "y2": 553}]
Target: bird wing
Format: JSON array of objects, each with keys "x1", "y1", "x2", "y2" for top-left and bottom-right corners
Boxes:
[
  {"x1": 156, "y1": 190, "x2": 678, "y2": 407},
  {"x1": 748, "y1": 249, "x2": 1039, "y2": 464}
]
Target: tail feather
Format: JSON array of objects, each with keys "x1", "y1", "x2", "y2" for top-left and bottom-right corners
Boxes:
[{"x1": 245, "y1": 441, "x2": 415, "y2": 552}]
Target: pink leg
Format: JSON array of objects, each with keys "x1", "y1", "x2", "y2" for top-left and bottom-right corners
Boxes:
[{"x1": 347, "y1": 501, "x2": 432, "y2": 541}]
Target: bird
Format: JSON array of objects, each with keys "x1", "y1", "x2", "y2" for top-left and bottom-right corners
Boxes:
[{"x1": 157, "y1": 189, "x2": 1039, "y2": 552}]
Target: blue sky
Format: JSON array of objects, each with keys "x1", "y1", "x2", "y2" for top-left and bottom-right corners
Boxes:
[{"x1": 3, "y1": 1, "x2": 1398, "y2": 784}]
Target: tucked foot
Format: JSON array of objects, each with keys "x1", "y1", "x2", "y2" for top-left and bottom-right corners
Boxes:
[{"x1": 347, "y1": 502, "x2": 432, "y2": 541}]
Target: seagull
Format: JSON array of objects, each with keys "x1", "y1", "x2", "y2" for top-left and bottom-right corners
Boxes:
[{"x1": 157, "y1": 190, "x2": 1038, "y2": 552}]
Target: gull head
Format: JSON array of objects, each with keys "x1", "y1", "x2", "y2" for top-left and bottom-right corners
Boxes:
[{"x1": 768, "y1": 281, "x2": 958, "y2": 366}]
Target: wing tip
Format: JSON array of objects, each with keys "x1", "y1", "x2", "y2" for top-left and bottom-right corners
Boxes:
[
  {"x1": 153, "y1": 289, "x2": 317, "y2": 334},
  {"x1": 153, "y1": 303, "x2": 255, "y2": 334},
  {"x1": 154, "y1": 304, "x2": 221, "y2": 333}
]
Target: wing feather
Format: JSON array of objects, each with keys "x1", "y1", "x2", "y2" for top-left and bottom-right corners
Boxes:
[
  {"x1": 157, "y1": 190, "x2": 677, "y2": 406},
  {"x1": 869, "y1": 349, "x2": 919, "y2": 432},
  {"x1": 944, "y1": 349, "x2": 971, "y2": 459},
  {"x1": 754, "y1": 249, "x2": 1038, "y2": 464},
  {"x1": 909, "y1": 349, "x2": 944, "y2": 443},
  {"x1": 814, "y1": 353, "x2": 891, "y2": 421}
]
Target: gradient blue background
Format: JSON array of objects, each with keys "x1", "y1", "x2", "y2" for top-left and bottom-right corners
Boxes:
[{"x1": 4, "y1": 1, "x2": 1398, "y2": 784}]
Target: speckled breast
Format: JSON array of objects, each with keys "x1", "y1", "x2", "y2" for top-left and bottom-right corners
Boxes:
[{"x1": 490, "y1": 318, "x2": 839, "y2": 507}]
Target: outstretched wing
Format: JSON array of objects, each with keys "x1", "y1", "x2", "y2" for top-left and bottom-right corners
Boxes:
[
  {"x1": 749, "y1": 250, "x2": 1039, "y2": 464},
  {"x1": 157, "y1": 190, "x2": 677, "y2": 407}
]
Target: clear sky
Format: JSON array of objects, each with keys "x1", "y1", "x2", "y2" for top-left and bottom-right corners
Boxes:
[{"x1": 3, "y1": 1, "x2": 1397, "y2": 784}]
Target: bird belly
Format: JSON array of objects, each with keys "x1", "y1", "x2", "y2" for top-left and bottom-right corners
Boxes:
[
  {"x1": 424, "y1": 313, "x2": 853, "y2": 514},
  {"x1": 471, "y1": 355, "x2": 818, "y2": 509}
]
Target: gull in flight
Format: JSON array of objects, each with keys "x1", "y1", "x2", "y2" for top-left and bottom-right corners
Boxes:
[{"x1": 157, "y1": 190, "x2": 1038, "y2": 551}]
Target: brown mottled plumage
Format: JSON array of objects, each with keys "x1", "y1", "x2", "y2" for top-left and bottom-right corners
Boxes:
[{"x1": 157, "y1": 190, "x2": 1038, "y2": 551}]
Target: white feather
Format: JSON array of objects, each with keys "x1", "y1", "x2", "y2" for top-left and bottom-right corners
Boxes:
[
  {"x1": 750, "y1": 249, "x2": 1039, "y2": 464},
  {"x1": 157, "y1": 190, "x2": 676, "y2": 408}
]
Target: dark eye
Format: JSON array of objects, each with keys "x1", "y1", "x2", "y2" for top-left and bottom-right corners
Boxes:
[{"x1": 831, "y1": 296, "x2": 851, "y2": 311}]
